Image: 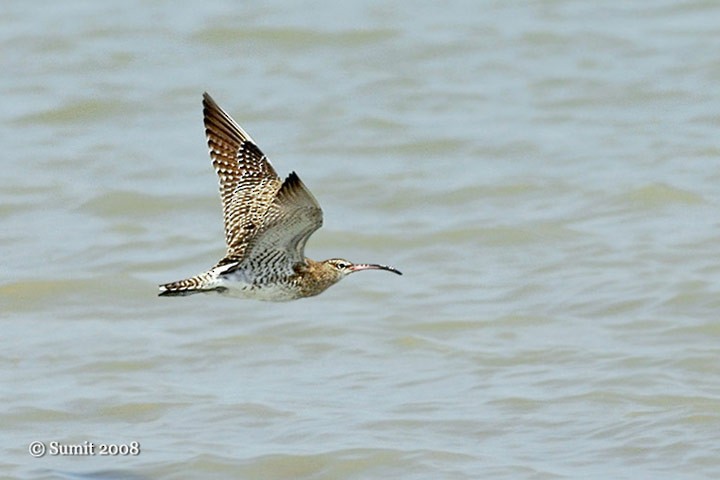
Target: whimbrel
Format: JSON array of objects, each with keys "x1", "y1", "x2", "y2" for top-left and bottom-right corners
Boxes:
[{"x1": 159, "y1": 93, "x2": 401, "y2": 301}]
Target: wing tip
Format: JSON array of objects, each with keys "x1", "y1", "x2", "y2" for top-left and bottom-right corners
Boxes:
[
  {"x1": 202, "y1": 92, "x2": 257, "y2": 146},
  {"x1": 202, "y1": 91, "x2": 217, "y2": 110},
  {"x1": 284, "y1": 171, "x2": 301, "y2": 187},
  {"x1": 277, "y1": 171, "x2": 320, "y2": 208}
]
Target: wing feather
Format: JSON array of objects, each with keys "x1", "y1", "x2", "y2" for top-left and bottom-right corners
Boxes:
[
  {"x1": 202, "y1": 92, "x2": 281, "y2": 260},
  {"x1": 242, "y1": 172, "x2": 323, "y2": 275}
]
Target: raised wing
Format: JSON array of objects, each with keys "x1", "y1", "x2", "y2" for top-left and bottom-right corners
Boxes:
[
  {"x1": 203, "y1": 92, "x2": 282, "y2": 259},
  {"x1": 243, "y1": 172, "x2": 323, "y2": 276}
]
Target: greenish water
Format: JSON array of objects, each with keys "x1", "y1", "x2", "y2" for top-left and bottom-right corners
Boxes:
[{"x1": 2, "y1": 1, "x2": 720, "y2": 479}]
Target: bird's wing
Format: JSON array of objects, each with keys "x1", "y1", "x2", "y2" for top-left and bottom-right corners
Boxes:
[
  {"x1": 203, "y1": 92, "x2": 282, "y2": 260},
  {"x1": 242, "y1": 172, "x2": 323, "y2": 276}
]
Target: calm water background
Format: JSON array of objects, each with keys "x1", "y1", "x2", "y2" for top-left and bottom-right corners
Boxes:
[{"x1": 2, "y1": 1, "x2": 719, "y2": 479}]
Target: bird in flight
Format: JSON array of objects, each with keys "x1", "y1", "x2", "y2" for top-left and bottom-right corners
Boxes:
[{"x1": 159, "y1": 93, "x2": 401, "y2": 301}]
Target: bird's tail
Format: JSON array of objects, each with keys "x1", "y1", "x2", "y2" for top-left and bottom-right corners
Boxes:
[{"x1": 158, "y1": 271, "x2": 224, "y2": 297}]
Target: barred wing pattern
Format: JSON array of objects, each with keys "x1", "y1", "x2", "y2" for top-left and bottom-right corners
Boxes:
[
  {"x1": 203, "y1": 92, "x2": 282, "y2": 261},
  {"x1": 243, "y1": 172, "x2": 323, "y2": 277}
]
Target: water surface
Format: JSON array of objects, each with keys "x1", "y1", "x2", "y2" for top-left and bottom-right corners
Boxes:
[{"x1": 2, "y1": 1, "x2": 720, "y2": 479}]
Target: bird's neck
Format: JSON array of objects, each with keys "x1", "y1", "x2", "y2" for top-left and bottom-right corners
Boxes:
[{"x1": 295, "y1": 258, "x2": 342, "y2": 298}]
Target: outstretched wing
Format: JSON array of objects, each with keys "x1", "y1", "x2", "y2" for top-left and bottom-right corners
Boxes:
[
  {"x1": 203, "y1": 92, "x2": 282, "y2": 260},
  {"x1": 242, "y1": 172, "x2": 323, "y2": 276}
]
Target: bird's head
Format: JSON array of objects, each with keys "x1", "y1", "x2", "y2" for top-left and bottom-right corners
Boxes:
[
  {"x1": 298, "y1": 258, "x2": 402, "y2": 298},
  {"x1": 321, "y1": 258, "x2": 403, "y2": 279}
]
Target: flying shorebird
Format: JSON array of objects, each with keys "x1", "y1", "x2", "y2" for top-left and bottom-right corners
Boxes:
[{"x1": 159, "y1": 93, "x2": 401, "y2": 301}]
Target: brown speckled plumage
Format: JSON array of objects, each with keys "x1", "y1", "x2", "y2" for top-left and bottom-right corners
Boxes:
[{"x1": 159, "y1": 93, "x2": 401, "y2": 301}]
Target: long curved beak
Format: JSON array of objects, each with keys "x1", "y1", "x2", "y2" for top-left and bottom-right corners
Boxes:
[{"x1": 349, "y1": 263, "x2": 403, "y2": 275}]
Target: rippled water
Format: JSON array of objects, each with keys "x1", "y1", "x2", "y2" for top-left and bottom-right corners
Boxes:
[{"x1": 2, "y1": 1, "x2": 720, "y2": 479}]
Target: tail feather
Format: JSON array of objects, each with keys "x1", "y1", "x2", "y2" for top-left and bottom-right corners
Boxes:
[{"x1": 158, "y1": 272, "x2": 223, "y2": 297}]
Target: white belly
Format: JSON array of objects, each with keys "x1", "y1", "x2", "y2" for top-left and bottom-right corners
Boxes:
[{"x1": 215, "y1": 270, "x2": 299, "y2": 301}]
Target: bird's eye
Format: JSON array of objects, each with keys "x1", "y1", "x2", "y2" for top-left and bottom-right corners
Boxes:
[{"x1": 336, "y1": 262, "x2": 348, "y2": 269}]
